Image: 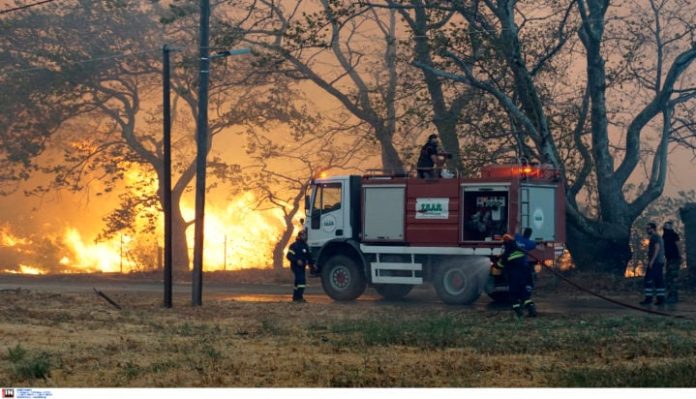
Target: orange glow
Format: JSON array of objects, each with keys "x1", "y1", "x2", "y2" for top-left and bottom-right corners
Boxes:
[
  {"x1": 18, "y1": 264, "x2": 44, "y2": 275},
  {"x1": 1, "y1": 225, "x2": 29, "y2": 247},
  {"x1": 522, "y1": 166, "x2": 533, "y2": 174},
  {"x1": 2, "y1": 190, "x2": 286, "y2": 274},
  {"x1": 181, "y1": 192, "x2": 285, "y2": 271},
  {"x1": 3, "y1": 264, "x2": 44, "y2": 275},
  {"x1": 61, "y1": 228, "x2": 135, "y2": 273}
]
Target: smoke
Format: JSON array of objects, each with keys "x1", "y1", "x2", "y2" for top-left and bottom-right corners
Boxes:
[{"x1": 466, "y1": 256, "x2": 495, "y2": 295}]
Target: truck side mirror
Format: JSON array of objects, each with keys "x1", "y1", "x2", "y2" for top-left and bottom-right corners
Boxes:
[{"x1": 304, "y1": 195, "x2": 310, "y2": 214}]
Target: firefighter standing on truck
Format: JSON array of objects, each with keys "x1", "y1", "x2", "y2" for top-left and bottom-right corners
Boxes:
[
  {"x1": 416, "y1": 134, "x2": 447, "y2": 178},
  {"x1": 287, "y1": 230, "x2": 314, "y2": 303},
  {"x1": 498, "y1": 234, "x2": 537, "y2": 318}
]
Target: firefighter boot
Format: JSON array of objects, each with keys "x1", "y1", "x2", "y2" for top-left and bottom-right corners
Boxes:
[
  {"x1": 293, "y1": 285, "x2": 306, "y2": 303},
  {"x1": 524, "y1": 300, "x2": 537, "y2": 318},
  {"x1": 512, "y1": 303, "x2": 524, "y2": 319}
]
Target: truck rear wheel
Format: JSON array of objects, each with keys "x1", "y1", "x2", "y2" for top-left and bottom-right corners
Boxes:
[
  {"x1": 374, "y1": 284, "x2": 413, "y2": 300},
  {"x1": 321, "y1": 254, "x2": 366, "y2": 301},
  {"x1": 434, "y1": 261, "x2": 481, "y2": 305}
]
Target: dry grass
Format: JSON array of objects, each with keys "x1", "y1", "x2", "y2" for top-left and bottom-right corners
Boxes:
[{"x1": 1, "y1": 287, "x2": 695, "y2": 387}]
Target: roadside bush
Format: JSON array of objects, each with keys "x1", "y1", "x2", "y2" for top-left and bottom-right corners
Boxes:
[
  {"x1": 6, "y1": 344, "x2": 27, "y2": 363},
  {"x1": 13, "y1": 352, "x2": 51, "y2": 380}
]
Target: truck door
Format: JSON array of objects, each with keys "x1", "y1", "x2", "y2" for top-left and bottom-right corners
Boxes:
[
  {"x1": 308, "y1": 181, "x2": 348, "y2": 246},
  {"x1": 520, "y1": 184, "x2": 557, "y2": 241}
]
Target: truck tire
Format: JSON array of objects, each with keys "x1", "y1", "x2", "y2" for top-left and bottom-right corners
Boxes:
[
  {"x1": 434, "y1": 261, "x2": 481, "y2": 305},
  {"x1": 321, "y1": 254, "x2": 366, "y2": 301},
  {"x1": 374, "y1": 284, "x2": 413, "y2": 300}
]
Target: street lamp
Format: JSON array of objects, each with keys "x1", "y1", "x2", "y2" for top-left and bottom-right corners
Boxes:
[{"x1": 212, "y1": 48, "x2": 252, "y2": 58}]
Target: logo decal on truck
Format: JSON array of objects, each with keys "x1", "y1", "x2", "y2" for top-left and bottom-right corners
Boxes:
[
  {"x1": 416, "y1": 198, "x2": 449, "y2": 219},
  {"x1": 322, "y1": 214, "x2": 337, "y2": 232},
  {"x1": 533, "y1": 208, "x2": 544, "y2": 229}
]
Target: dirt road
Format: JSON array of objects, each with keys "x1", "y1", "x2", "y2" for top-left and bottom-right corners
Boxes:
[
  {"x1": 3, "y1": 273, "x2": 696, "y2": 387},
  {"x1": 1, "y1": 273, "x2": 694, "y2": 317}
]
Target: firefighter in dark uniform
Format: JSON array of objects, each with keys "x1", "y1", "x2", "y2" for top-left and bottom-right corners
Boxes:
[
  {"x1": 515, "y1": 227, "x2": 539, "y2": 300},
  {"x1": 498, "y1": 233, "x2": 537, "y2": 318},
  {"x1": 416, "y1": 134, "x2": 446, "y2": 178},
  {"x1": 662, "y1": 221, "x2": 681, "y2": 303},
  {"x1": 641, "y1": 222, "x2": 666, "y2": 306},
  {"x1": 287, "y1": 230, "x2": 314, "y2": 302}
]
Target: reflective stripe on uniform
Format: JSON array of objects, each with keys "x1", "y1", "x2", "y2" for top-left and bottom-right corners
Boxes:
[
  {"x1": 523, "y1": 299, "x2": 534, "y2": 306},
  {"x1": 508, "y1": 251, "x2": 525, "y2": 260},
  {"x1": 287, "y1": 250, "x2": 296, "y2": 255}
]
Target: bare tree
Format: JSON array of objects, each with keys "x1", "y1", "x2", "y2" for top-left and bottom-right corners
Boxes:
[
  {"x1": 380, "y1": 0, "x2": 696, "y2": 274},
  {"x1": 234, "y1": 0, "x2": 421, "y2": 172},
  {"x1": 2, "y1": 0, "x2": 305, "y2": 273},
  {"x1": 243, "y1": 113, "x2": 370, "y2": 269}
]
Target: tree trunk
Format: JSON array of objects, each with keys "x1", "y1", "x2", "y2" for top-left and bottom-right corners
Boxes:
[
  {"x1": 272, "y1": 214, "x2": 296, "y2": 270},
  {"x1": 271, "y1": 187, "x2": 307, "y2": 270},
  {"x1": 565, "y1": 212, "x2": 632, "y2": 275},
  {"x1": 680, "y1": 203, "x2": 696, "y2": 282},
  {"x1": 171, "y1": 206, "x2": 190, "y2": 275},
  {"x1": 376, "y1": 130, "x2": 405, "y2": 173},
  {"x1": 273, "y1": 227, "x2": 293, "y2": 270}
]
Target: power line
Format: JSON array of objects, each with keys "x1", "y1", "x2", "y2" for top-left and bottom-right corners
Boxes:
[
  {"x1": 2, "y1": 48, "x2": 162, "y2": 76},
  {"x1": 0, "y1": 0, "x2": 61, "y2": 15}
]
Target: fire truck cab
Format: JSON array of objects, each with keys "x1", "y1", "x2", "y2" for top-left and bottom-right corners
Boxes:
[{"x1": 304, "y1": 164, "x2": 565, "y2": 304}]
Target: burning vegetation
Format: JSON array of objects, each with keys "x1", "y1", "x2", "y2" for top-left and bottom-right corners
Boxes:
[{"x1": 0, "y1": 190, "x2": 287, "y2": 274}]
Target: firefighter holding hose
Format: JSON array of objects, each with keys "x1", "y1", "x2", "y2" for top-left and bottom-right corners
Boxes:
[{"x1": 498, "y1": 233, "x2": 537, "y2": 318}]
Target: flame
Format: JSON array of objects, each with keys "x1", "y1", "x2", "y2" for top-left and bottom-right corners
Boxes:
[
  {"x1": 61, "y1": 228, "x2": 136, "y2": 273},
  {"x1": 1, "y1": 149, "x2": 292, "y2": 274},
  {"x1": 1, "y1": 225, "x2": 29, "y2": 247},
  {"x1": 18, "y1": 264, "x2": 44, "y2": 275},
  {"x1": 181, "y1": 192, "x2": 285, "y2": 271}
]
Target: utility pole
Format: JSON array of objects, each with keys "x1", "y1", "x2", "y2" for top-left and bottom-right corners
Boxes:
[
  {"x1": 163, "y1": 44, "x2": 173, "y2": 308},
  {"x1": 192, "y1": 0, "x2": 210, "y2": 306}
]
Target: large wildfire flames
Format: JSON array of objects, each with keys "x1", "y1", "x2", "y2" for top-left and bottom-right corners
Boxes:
[{"x1": 0, "y1": 192, "x2": 287, "y2": 274}]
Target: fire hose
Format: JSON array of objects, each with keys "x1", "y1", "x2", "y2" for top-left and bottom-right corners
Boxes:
[{"x1": 528, "y1": 253, "x2": 691, "y2": 320}]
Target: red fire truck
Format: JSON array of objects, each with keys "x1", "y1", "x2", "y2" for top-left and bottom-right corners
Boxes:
[{"x1": 304, "y1": 163, "x2": 565, "y2": 304}]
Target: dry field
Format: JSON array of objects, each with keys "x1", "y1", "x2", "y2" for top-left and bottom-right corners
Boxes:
[{"x1": 1, "y1": 274, "x2": 696, "y2": 387}]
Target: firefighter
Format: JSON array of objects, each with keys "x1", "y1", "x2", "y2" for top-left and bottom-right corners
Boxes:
[
  {"x1": 498, "y1": 234, "x2": 536, "y2": 318},
  {"x1": 516, "y1": 227, "x2": 538, "y2": 290},
  {"x1": 416, "y1": 134, "x2": 448, "y2": 178},
  {"x1": 662, "y1": 221, "x2": 681, "y2": 303},
  {"x1": 287, "y1": 230, "x2": 314, "y2": 303},
  {"x1": 641, "y1": 222, "x2": 666, "y2": 306}
]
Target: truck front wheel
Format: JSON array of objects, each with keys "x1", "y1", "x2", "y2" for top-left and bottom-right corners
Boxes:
[
  {"x1": 374, "y1": 284, "x2": 413, "y2": 300},
  {"x1": 434, "y1": 261, "x2": 481, "y2": 305},
  {"x1": 321, "y1": 254, "x2": 366, "y2": 301}
]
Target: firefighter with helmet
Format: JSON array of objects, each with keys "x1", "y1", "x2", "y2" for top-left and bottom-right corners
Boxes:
[
  {"x1": 287, "y1": 230, "x2": 314, "y2": 303},
  {"x1": 497, "y1": 233, "x2": 537, "y2": 318}
]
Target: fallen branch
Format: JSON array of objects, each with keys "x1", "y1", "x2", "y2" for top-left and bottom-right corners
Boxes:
[{"x1": 93, "y1": 288, "x2": 122, "y2": 310}]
